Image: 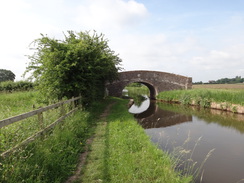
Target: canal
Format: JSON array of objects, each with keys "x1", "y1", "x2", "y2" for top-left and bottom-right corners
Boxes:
[{"x1": 125, "y1": 90, "x2": 244, "y2": 183}]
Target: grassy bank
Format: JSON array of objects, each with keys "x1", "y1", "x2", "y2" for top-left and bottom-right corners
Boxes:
[
  {"x1": 157, "y1": 88, "x2": 244, "y2": 107},
  {"x1": 0, "y1": 92, "x2": 108, "y2": 182},
  {"x1": 80, "y1": 97, "x2": 192, "y2": 183}
]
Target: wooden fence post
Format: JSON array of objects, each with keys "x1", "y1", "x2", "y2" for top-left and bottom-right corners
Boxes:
[
  {"x1": 72, "y1": 97, "x2": 75, "y2": 109},
  {"x1": 60, "y1": 103, "x2": 65, "y2": 117},
  {"x1": 37, "y1": 112, "x2": 44, "y2": 129},
  {"x1": 79, "y1": 95, "x2": 82, "y2": 110}
]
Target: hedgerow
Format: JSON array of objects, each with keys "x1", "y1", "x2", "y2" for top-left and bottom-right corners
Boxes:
[{"x1": 0, "y1": 81, "x2": 35, "y2": 92}]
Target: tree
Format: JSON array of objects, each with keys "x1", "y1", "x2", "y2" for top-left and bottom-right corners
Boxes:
[
  {"x1": 0, "y1": 69, "x2": 15, "y2": 82},
  {"x1": 24, "y1": 31, "x2": 122, "y2": 104},
  {"x1": 215, "y1": 76, "x2": 244, "y2": 84}
]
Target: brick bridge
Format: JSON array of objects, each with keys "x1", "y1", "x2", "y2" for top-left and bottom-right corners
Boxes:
[{"x1": 106, "y1": 70, "x2": 192, "y2": 99}]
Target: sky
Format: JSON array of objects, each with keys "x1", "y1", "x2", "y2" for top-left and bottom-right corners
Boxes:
[{"x1": 1, "y1": 0, "x2": 244, "y2": 82}]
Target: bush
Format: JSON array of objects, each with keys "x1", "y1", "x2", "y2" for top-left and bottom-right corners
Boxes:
[{"x1": 25, "y1": 31, "x2": 122, "y2": 105}]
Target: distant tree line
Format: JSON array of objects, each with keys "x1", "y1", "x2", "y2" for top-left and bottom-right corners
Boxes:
[
  {"x1": 194, "y1": 76, "x2": 244, "y2": 84},
  {"x1": 0, "y1": 69, "x2": 34, "y2": 92}
]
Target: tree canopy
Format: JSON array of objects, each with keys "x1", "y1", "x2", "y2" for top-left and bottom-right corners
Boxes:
[
  {"x1": 0, "y1": 69, "x2": 15, "y2": 82},
  {"x1": 25, "y1": 31, "x2": 122, "y2": 104}
]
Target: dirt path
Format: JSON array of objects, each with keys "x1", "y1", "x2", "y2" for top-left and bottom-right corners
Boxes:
[{"x1": 65, "y1": 102, "x2": 114, "y2": 183}]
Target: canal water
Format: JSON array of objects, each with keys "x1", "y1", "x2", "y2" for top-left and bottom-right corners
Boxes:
[{"x1": 127, "y1": 93, "x2": 244, "y2": 183}]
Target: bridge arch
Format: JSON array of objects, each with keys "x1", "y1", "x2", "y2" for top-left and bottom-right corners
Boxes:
[
  {"x1": 106, "y1": 70, "x2": 192, "y2": 99},
  {"x1": 131, "y1": 81, "x2": 157, "y2": 99}
]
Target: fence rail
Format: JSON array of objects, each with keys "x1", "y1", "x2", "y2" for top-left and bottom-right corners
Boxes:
[
  {"x1": 0, "y1": 96, "x2": 81, "y2": 158},
  {"x1": 0, "y1": 96, "x2": 80, "y2": 129}
]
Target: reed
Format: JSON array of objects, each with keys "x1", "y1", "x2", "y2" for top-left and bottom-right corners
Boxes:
[{"x1": 157, "y1": 89, "x2": 244, "y2": 106}]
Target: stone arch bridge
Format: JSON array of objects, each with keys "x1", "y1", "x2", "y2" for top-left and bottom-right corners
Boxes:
[{"x1": 106, "y1": 70, "x2": 192, "y2": 99}]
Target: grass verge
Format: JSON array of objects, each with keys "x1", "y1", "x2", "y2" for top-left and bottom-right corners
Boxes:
[
  {"x1": 0, "y1": 98, "x2": 108, "y2": 183},
  {"x1": 80, "y1": 97, "x2": 192, "y2": 183}
]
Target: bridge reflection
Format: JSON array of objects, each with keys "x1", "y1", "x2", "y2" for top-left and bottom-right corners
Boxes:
[{"x1": 133, "y1": 100, "x2": 192, "y2": 129}]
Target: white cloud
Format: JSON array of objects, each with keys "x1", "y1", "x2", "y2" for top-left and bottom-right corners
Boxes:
[
  {"x1": 189, "y1": 44, "x2": 244, "y2": 81},
  {"x1": 0, "y1": 0, "x2": 149, "y2": 80},
  {"x1": 74, "y1": 0, "x2": 148, "y2": 30},
  {"x1": 111, "y1": 33, "x2": 199, "y2": 76},
  {"x1": 0, "y1": 0, "x2": 243, "y2": 82},
  {"x1": 0, "y1": 0, "x2": 67, "y2": 80}
]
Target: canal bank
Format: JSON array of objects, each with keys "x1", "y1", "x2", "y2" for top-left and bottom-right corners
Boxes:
[
  {"x1": 157, "y1": 88, "x2": 244, "y2": 114},
  {"x1": 127, "y1": 90, "x2": 244, "y2": 183},
  {"x1": 80, "y1": 97, "x2": 192, "y2": 183}
]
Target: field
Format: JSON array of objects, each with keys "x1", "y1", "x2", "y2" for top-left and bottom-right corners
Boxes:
[
  {"x1": 0, "y1": 91, "x2": 62, "y2": 152},
  {"x1": 0, "y1": 91, "x2": 39, "y2": 119},
  {"x1": 193, "y1": 83, "x2": 244, "y2": 90}
]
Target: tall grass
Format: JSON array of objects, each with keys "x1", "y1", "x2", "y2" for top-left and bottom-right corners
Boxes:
[
  {"x1": 0, "y1": 97, "x2": 107, "y2": 182},
  {"x1": 81, "y1": 97, "x2": 192, "y2": 183},
  {"x1": 0, "y1": 91, "x2": 65, "y2": 152},
  {"x1": 157, "y1": 89, "x2": 244, "y2": 106},
  {"x1": 0, "y1": 91, "x2": 39, "y2": 119}
]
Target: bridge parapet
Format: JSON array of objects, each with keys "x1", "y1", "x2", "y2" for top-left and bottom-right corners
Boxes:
[{"x1": 106, "y1": 70, "x2": 192, "y2": 99}]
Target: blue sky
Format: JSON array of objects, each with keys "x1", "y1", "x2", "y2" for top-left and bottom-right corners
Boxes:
[{"x1": 1, "y1": 0, "x2": 244, "y2": 82}]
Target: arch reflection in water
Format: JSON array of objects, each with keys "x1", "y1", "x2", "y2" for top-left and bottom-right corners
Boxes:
[
  {"x1": 128, "y1": 95, "x2": 150, "y2": 114},
  {"x1": 133, "y1": 100, "x2": 192, "y2": 129}
]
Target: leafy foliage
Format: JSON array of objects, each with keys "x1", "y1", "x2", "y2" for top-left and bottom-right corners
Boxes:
[
  {"x1": 25, "y1": 31, "x2": 122, "y2": 104},
  {"x1": 0, "y1": 69, "x2": 15, "y2": 82}
]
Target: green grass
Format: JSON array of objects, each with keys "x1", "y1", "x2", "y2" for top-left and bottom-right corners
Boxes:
[
  {"x1": 125, "y1": 85, "x2": 149, "y2": 95},
  {"x1": 0, "y1": 91, "x2": 39, "y2": 120},
  {"x1": 157, "y1": 89, "x2": 244, "y2": 106},
  {"x1": 0, "y1": 91, "x2": 66, "y2": 152},
  {"x1": 0, "y1": 99, "x2": 107, "y2": 183},
  {"x1": 80, "y1": 97, "x2": 192, "y2": 183},
  {"x1": 0, "y1": 92, "x2": 193, "y2": 182}
]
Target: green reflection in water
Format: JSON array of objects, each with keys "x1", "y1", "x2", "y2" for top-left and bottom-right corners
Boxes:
[
  {"x1": 157, "y1": 102, "x2": 244, "y2": 134},
  {"x1": 124, "y1": 86, "x2": 149, "y2": 107}
]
